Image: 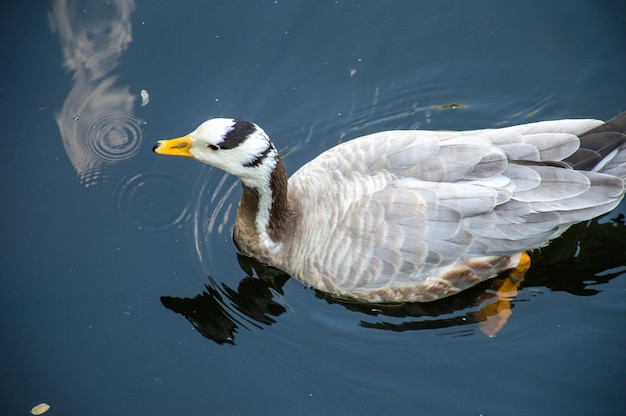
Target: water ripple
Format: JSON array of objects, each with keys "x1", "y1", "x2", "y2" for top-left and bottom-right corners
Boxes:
[
  {"x1": 84, "y1": 111, "x2": 143, "y2": 163},
  {"x1": 115, "y1": 169, "x2": 190, "y2": 233},
  {"x1": 190, "y1": 171, "x2": 240, "y2": 274}
]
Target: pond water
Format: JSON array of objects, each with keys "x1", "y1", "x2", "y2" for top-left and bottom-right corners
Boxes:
[{"x1": 2, "y1": 1, "x2": 625, "y2": 415}]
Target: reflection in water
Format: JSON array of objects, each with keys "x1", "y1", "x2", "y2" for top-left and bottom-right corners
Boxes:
[
  {"x1": 161, "y1": 254, "x2": 290, "y2": 345},
  {"x1": 49, "y1": 0, "x2": 142, "y2": 187},
  {"x1": 528, "y1": 212, "x2": 626, "y2": 295},
  {"x1": 162, "y1": 212, "x2": 626, "y2": 344},
  {"x1": 84, "y1": 110, "x2": 142, "y2": 163},
  {"x1": 49, "y1": 1, "x2": 186, "y2": 234}
]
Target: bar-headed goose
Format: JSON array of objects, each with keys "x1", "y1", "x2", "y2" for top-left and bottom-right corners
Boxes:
[{"x1": 153, "y1": 112, "x2": 626, "y2": 302}]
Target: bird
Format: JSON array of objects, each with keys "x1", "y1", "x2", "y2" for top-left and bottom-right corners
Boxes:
[{"x1": 153, "y1": 112, "x2": 626, "y2": 303}]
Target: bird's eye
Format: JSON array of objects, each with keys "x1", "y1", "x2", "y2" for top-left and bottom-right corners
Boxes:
[{"x1": 208, "y1": 144, "x2": 219, "y2": 151}]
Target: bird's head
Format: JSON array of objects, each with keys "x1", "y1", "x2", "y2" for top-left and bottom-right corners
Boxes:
[{"x1": 153, "y1": 118, "x2": 278, "y2": 187}]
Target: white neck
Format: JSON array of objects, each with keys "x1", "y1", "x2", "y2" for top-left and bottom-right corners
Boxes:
[
  {"x1": 235, "y1": 153, "x2": 294, "y2": 259},
  {"x1": 237, "y1": 147, "x2": 289, "y2": 254},
  {"x1": 254, "y1": 184, "x2": 282, "y2": 252}
]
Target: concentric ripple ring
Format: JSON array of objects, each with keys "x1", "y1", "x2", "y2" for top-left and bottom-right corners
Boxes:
[{"x1": 84, "y1": 111, "x2": 143, "y2": 163}]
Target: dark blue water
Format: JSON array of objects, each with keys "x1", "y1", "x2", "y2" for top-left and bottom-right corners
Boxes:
[{"x1": 2, "y1": 1, "x2": 626, "y2": 415}]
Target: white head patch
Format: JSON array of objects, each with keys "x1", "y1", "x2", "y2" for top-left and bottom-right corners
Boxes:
[{"x1": 188, "y1": 118, "x2": 278, "y2": 187}]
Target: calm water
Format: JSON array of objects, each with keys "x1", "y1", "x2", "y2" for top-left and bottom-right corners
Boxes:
[{"x1": 2, "y1": 1, "x2": 626, "y2": 415}]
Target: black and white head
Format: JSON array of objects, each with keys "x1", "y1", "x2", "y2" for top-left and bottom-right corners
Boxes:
[{"x1": 153, "y1": 118, "x2": 278, "y2": 188}]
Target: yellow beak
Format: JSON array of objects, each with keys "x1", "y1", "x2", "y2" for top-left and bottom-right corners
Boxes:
[{"x1": 153, "y1": 135, "x2": 193, "y2": 158}]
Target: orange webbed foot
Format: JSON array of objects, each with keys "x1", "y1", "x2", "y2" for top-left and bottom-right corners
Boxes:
[{"x1": 476, "y1": 252, "x2": 530, "y2": 336}]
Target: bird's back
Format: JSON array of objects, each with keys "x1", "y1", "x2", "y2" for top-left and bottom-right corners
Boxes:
[{"x1": 279, "y1": 117, "x2": 626, "y2": 301}]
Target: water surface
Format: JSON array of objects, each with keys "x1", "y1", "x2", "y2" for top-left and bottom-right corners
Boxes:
[{"x1": 2, "y1": 1, "x2": 625, "y2": 415}]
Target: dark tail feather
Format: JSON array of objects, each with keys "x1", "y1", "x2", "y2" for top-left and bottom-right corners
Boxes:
[
  {"x1": 581, "y1": 111, "x2": 626, "y2": 136},
  {"x1": 565, "y1": 111, "x2": 626, "y2": 177}
]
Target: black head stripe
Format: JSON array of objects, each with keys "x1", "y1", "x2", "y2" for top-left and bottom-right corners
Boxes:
[
  {"x1": 221, "y1": 119, "x2": 257, "y2": 149},
  {"x1": 244, "y1": 145, "x2": 273, "y2": 168}
]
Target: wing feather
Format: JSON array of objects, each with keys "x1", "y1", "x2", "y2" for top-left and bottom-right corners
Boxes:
[
  {"x1": 513, "y1": 166, "x2": 590, "y2": 202},
  {"x1": 284, "y1": 117, "x2": 624, "y2": 299}
]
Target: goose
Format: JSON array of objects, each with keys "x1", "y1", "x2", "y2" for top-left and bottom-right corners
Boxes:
[{"x1": 153, "y1": 112, "x2": 626, "y2": 303}]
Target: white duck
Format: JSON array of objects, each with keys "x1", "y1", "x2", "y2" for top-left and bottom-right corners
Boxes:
[{"x1": 154, "y1": 112, "x2": 626, "y2": 302}]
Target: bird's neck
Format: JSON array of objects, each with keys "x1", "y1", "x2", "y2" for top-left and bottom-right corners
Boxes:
[{"x1": 234, "y1": 157, "x2": 296, "y2": 257}]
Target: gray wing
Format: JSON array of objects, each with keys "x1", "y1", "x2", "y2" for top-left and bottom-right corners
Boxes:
[{"x1": 286, "y1": 119, "x2": 625, "y2": 295}]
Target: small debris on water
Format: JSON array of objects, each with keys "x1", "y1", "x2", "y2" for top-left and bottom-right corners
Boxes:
[
  {"x1": 140, "y1": 89, "x2": 150, "y2": 106},
  {"x1": 31, "y1": 403, "x2": 50, "y2": 415}
]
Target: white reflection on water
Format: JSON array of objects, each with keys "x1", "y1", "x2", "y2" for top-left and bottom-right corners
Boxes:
[
  {"x1": 49, "y1": 0, "x2": 141, "y2": 187},
  {"x1": 190, "y1": 171, "x2": 240, "y2": 275},
  {"x1": 49, "y1": 0, "x2": 191, "y2": 235}
]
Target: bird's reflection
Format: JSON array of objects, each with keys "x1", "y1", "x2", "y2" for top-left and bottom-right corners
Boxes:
[
  {"x1": 161, "y1": 255, "x2": 290, "y2": 345},
  {"x1": 161, "y1": 211, "x2": 625, "y2": 344},
  {"x1": 526, "y1": 212, "x2": 626, "y2": 296}
]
